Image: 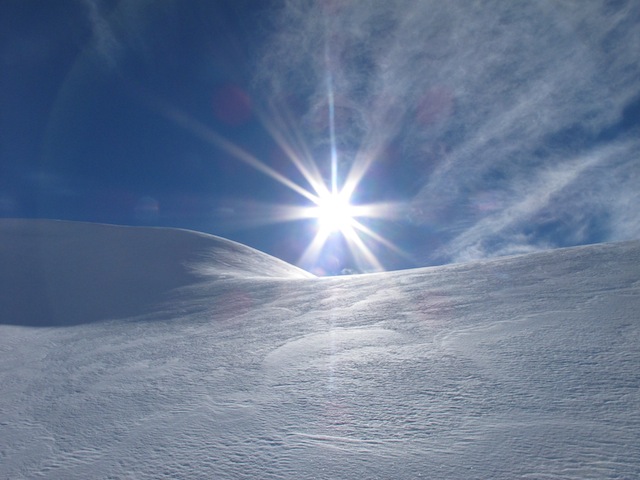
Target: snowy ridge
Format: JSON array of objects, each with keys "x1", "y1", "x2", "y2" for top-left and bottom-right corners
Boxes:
[
  {"x1": 1, "y1": 219, "x2": 639, "y2": 478},
  {"x1": 0, "y1": 219, "x2": 311, "y2": 326}
]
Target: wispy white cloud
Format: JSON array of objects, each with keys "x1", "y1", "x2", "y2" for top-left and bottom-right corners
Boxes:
[
  {"x1": 78, "y1": 0, "x2": 120, "y2": 67},
  {"x1": 255, "y1": 0, "x2": 640, "y2": 266},
  {"x1": 436, "y1": 140, "x2": 637, "y2": 263},
  {"x1": 77, "y1": 0, "x2": 153, "y2": 68}
]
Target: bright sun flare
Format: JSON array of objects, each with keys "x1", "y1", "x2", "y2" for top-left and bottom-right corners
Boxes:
[
  {"x1": 163, "y1": 61, "x2": 405, "y2": 273},
  {"x1": 314, "y1": 191, "x2": 355, "y2": 233}
]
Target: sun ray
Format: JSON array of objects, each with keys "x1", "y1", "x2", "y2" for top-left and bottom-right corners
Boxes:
[
  {"x1": 340, "y1": 95, "x2": 405, "y2": 201},
  {"x1": 325, "y1": 41, "x2": 339, "y2": 195},
  {"x1": 350, "y1": 202, "x2": 406, "y2": 221},
  {"x1": 257, "y1": 100, "x2": 330, "y2": 198},
  {"x1": 160, "y1": 104, "x2": 320, "y2": 205},
  {"x1": 342, "y1": 225, "x2": 385, "y2": 272},
  {"x1": 327, "y1": 73, "x2": 339, "y2": 194},
  {"x1": 298, "y1": 227, "x2": 332, "y2": 270},
  {"x1": 341, "y1": 148, "x2": 378, "y2": 200},
  {"x1": 213, "y1": 202, "x2": 318, "y2": 230},
  {"x1": 352, "y1": 220, "x2": 409, "y2": 258}
]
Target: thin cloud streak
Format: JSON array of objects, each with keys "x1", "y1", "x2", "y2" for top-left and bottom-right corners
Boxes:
[
  {"x1": 438, "y1": 142, "x2": 632, "y2": 263},
  {"x1": 78, "y1": 0, "x2": 120, "y2": 67},
  {"x1": 255, "y1": 0, "x2": 640, "y2": 267}
]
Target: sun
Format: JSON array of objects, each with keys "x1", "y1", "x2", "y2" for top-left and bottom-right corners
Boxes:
[
  {"x1": 313, "y1": 190, "x2": 355, "y2": 234},
  {"x1": 159, "y1": 68, "x2": 405, "y2": 274},
  {"x1": 299, "y1": 184, "x2": 402, "y2": 274}
]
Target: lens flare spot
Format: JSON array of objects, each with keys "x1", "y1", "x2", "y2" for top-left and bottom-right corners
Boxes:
[{"x1": 211, "y1": 84, "x2": 253, "y2": 127}]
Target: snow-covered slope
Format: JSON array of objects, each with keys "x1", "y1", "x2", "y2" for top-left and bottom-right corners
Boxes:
[
  {"x1": 0, "y1": 219, "x2": 311, "y2": 326},
  {"x1": 1, "y1": 220, "x2": 639, "y2": 478}
]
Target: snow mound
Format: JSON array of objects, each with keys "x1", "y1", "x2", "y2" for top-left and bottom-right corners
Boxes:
[
  {"x1": 0, "y1": 225, "x2": 639, "y2": 478},
  {"x1": 0, "y1": 219, "x2": 312, "y2": 326}
]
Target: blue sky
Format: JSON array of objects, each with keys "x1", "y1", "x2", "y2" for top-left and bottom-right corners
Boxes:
[{"x1": 2, "y1": 0, "x2": 639, "y2": 274}]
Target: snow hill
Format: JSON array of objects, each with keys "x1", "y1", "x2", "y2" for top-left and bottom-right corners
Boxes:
[
  {"x1": 0, "y1": 219, "x2": 311, "y2": 326},
  {"x1": 1, "y1": 219, "x2": 639, "y2": 479}
]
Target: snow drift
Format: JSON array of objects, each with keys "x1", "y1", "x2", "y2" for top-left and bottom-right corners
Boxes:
[
  {"x1": 1, "y1": 219, "x2": 639, "y2": 478},
  {"x1": 0, "y1": 219, "x2": 311, "y2": 326}
]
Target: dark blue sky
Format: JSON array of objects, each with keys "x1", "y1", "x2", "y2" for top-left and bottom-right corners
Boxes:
[{"x1": 2, "y1": 0, "x2": 639, "y2": 274}]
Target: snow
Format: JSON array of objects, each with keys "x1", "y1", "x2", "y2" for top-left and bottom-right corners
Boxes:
[
  {"x1": 1, "y1": 219, "x2": 639, "y2": 479},
  {"x1": 0, "y1": 219, "x2": 311, "y2": 326}
]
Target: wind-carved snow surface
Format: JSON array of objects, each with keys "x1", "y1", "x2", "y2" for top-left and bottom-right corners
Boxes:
[{"x1": 1, "y1": 219, "x2": 639, "y2": 479}]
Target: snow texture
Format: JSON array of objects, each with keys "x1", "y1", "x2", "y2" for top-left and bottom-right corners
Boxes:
[{"x1": 1, "y1": 219, "x2": 639, "y2": 479}]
